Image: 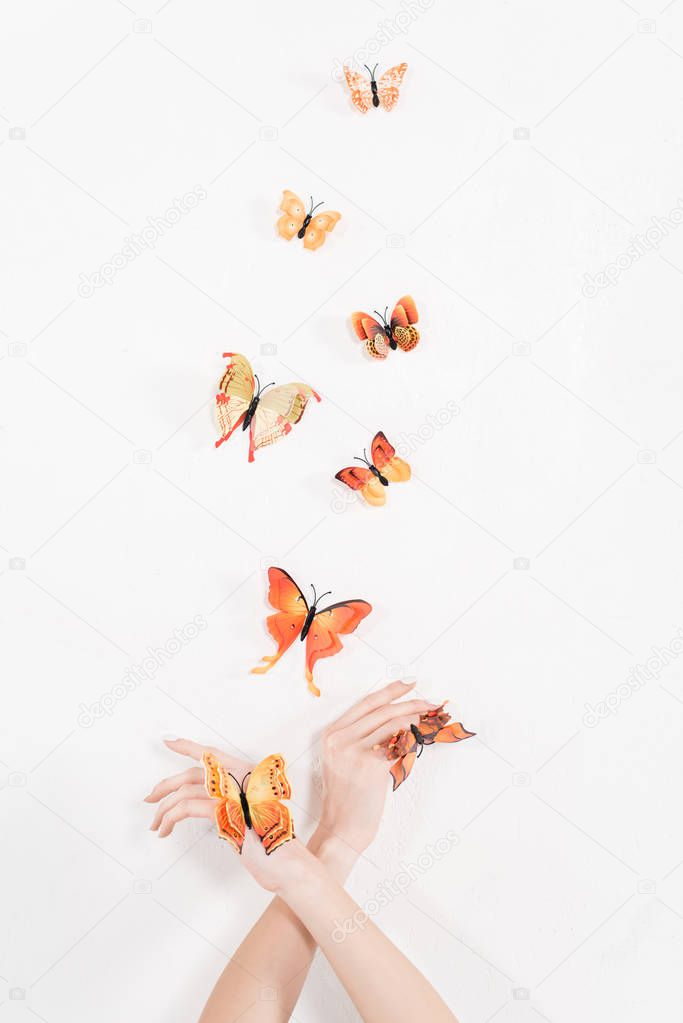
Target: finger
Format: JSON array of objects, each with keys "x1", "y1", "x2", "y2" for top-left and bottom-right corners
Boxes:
[
  {"x1": 150, "y1": 784, "x2": 208, "y2": 831},
  {"x1": 144, "y1": 767, "x2": 203, "y2": 803},
  {"x1": 163, "y1": 738, "x2": 227, "y2": 761},
  {"x1": 347, "y1": 699, "x2": 437, "y2": 742},
  {"x1": 327, "y1": 681, "x2": 417, "y2": 734},
  {"x1": 157, "y1": 798, "x2": 215, "y2": 838},
  {"x1": 366, "y1": 713, "x2": 423, "y2": 751},
  {"x1": 163, "y1": 738, "x2": 249, "y2": 774}
]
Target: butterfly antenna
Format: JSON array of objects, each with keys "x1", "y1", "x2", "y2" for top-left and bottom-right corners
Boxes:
[
  {"x1": 227, "y1": 771, "x2": 241, "y2": 788},
  {"x1": 310, "y1": 583, "x2": 318, "y2": 605},
  {"x1": 254, "y1": 374, "x2": 261, "y2": 395},
  {"x1": 373, "y1": 308, "x2": 389, "y2": 327},
  {"x1": 353, "y1": 453, "x2": 371, "y2": 467},
  {"x1": 317, "y1": 589, "x2": 332, "y2": 603},
  {"x1": 240, "y1": 771, "x2": 252, "y2": 793},
  {"x1": 259, "y1": 381, "x2": 276, "y2": 394}
]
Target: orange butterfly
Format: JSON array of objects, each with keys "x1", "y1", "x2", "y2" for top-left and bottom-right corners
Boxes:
[
  {"x1": 251, "y1": 567, "x2": 372, "y2": 697},
  {"x1": 277, "y1": 191, "x2": 341, "y2": 251},
  {"x1": 343, "y1": 63, "x2": 408, "y2": 113},
  {"x1": 381, "y1": 703, "x2": 475, "y2": 790},
  {"x1": 203, "y1": 751, "x2": 294, "y2": 855},
  {"x1": 351, "y1": 295, "x2": 420, "y2": 360},
  {"x1": 214, "y1": 352, "x2": 320, "y2": 463},
  {"x1": 335, "y1": 431, "x2": 410, "y2": 507}
]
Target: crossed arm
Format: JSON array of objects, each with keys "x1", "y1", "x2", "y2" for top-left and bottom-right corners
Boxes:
[{"x1": 145, "y1": 681, "x2": 459, "y2": 1023}]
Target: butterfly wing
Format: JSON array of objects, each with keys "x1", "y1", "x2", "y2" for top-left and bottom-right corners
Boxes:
[
  {"x1": 303, "y1": 211, "x2": 341, "y2": 251},
  {"x1": 277, "y1": 190, "x2": 307, "y2": 240},
  {"x1": 246, "y1": 754, "x2": 294, "y2": 855},
  {"x1": 343, "y1": 65, "x2": 374, "y2": 113},
  {"x1": 390, "y1": 295, "x2": 420, "y2": 352},
  {"x1": 335, "y1": 467, "x2": 386, "y2": 507},
  {"x1": 434, "y1": 721, "x2": 476, "y2": 744},
  {"x1": 370, "y1": 431, "x2": 411, "y2": 483},
  {"x1": 248, "y1": 382, "x2": 320, "y2": 462},
  {"x1": 390, "y1": 751, "x2": 417, "y2": 790},
  {"x1": 377, "y1": 63, "x2": 408, "y2": 111},
  {"x1": 251, "y1": 567, "x2": 308, "y2": 675},
  {"x1": 214, "y1": 352, "x2": 255, "y2": 449},
  {"x1": 350, "y1": 312, "x2": 389, "y2": 360},
  {"x1": 305, "y1": 600, "x2": 373, "y2": 697},
  {"x1": 202, "y1": 752, "x2": 246, "y2": 854}
]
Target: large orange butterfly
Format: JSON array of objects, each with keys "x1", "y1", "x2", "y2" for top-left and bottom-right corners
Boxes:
[
  {"x1": 277, "y1": 191, "x2": 341, "y2": 251},
  {"x1": 251, "y1": 567, "x2": 372, "y2": 697},
  {"x1": 214, "y1": 352, "x2": 320, "y2": 463},
  {"x1": 381, "y1": 704, "x2": 475, "y2": 790},
  {"x1": 351, "y1": 296, "x2": 420, "y2": 360},
  {"x1": 335, "y1": 431, "x2": 410, "y2": 507},
  {"x1": 343, "y1": 63, "x2": 408, "y2": 113},
  {"x1": 203, "y1": 751, "x2": 294, "y2": 855}
]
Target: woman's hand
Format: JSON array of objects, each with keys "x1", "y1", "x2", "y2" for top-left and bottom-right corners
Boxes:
[{"x1": 313, "y1": 680, "x2": 438, "y2": 861}]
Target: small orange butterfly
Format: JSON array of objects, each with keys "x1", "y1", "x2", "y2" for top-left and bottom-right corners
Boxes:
[
  {"x1": 251, "y1": 567, "x2": 372, "y2": 697},
  {"x1": 351, "y1": 296, "x2": 420, "y2": 360},
  {"x1": 335, "y1": 431, "x2": 410, "y2": 507},
  {"x1": 380, "y1": 704, "x2": 475, "y2": 790},
  {"x1": 203, "y1": 751, "x2": 294, "y2": 855},
  {"x1": 214, "y1": 352, "x2": 320, "y2": 463},
  {"x1": 277, "y1": 191, "x2": 341, "y2": 251},
  {"x1": 343, "y1": 63, "x2": 408, "y2": 113}
]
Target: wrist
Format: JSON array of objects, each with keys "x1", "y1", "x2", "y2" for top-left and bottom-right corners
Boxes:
[
  {"x1": 274, "y1": 841, "x2": 328, "y2": 899},
  {"x1": 308, "y1": 827, "x2": 360, "y2": 882}
]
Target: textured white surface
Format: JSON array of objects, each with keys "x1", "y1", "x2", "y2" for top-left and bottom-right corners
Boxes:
[{"x1": 2, "y1": 1, "x2": 683, "y2": 1020}]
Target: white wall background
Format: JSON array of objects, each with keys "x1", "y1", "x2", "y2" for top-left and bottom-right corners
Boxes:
[{"x1": 2, "y1": 1, "x2": 683, "y2": 1020}]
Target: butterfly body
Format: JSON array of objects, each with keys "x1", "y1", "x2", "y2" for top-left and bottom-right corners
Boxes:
[
  {"x1": 242, "y1": 393, "x2": 260, "y2": 431},
  {"x1": 369, "y1": 463, "x2": 389, "y2": 487},
  {"x1": 251, "y1": 567, "x2": 372, "y2": 696},
  {"x1": 297, "y1": 212, "x2": 313, "y2": 239},
  {"x1": 343, "y1": 63, "x2": 408, "y2": 113},
  {"x1": 351, "y1": 296, "x2": 420, "y2": 360},
  {"x1": 301, "y1": 602, "x2": 317, "y2": 641},
  {"x1": 335, "y1": 431, "x2": 410, "y2": 507},
  {"x1": 370, "y1": 76, "x2": 380, "y2": 107},
  {"x1": 214, "y1": 352, "x2": 320, "y2": 462},
  {"x1": 410, "y1": 722, "x2": 426, "y2": 752},
  {"x1": 238, "y1": 787, "x2": 253, "y2": 829}
]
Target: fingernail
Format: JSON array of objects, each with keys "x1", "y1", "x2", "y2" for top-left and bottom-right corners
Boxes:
[
  {"x1": 162, "y1": 735, "x2": 179, "y2": 743},
  {"x1": 403, "y1": 680, "x2": 416, "y2": 688},
  {"x1": 143, "y1": 793, "x2": 153, "y2": 802}
]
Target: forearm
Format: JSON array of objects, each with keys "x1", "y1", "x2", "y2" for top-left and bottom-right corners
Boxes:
[
  {"x1": 198, "y1": 829, "x2": 358, "y2": 1022},
  {"x1": 278, "y1": 848, "x2": 458, "y2": 1023}
]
